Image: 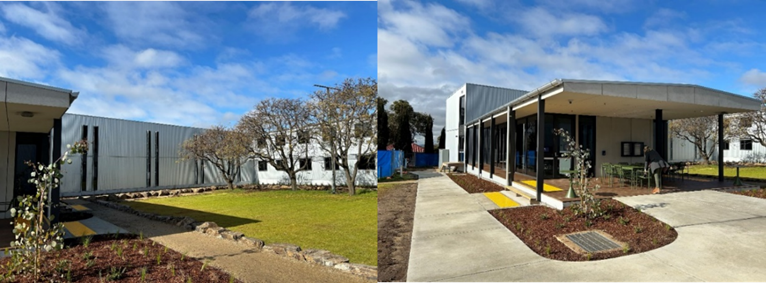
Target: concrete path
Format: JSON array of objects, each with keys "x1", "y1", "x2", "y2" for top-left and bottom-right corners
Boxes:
[{"x1": 407, "y1": 171, "x2": 766, "y2": 282}]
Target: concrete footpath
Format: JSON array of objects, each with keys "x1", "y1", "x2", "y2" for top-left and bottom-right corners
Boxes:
[{"x1": 407, "y1": 171, "x2": 766, "y2": 282}]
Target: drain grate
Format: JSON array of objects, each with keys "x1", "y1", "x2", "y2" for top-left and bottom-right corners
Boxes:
[{"x1": 563, "y1": 231, "x2": 622, "y2": 253}]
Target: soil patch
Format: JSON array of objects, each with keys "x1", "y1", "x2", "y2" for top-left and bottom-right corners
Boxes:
[
  {"x1": 0, "y1": 234, "x2": 239, "y2": 282},
  {"x1": 377, "y1": 183, "x2": 417, "y2": 282},
  {"x1": 731, "y1": 187, "x2": 766, "y2": 199},
  {"x1": 447, "y1": 173, "x2": 505, "y2": 193},
  {"x1": 489, "y1": 200, "x2": 678, "y2": 261}
]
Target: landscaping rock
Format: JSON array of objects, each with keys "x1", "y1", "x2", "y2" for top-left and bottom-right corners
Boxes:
[
  {"x1": 192, "y1": 188, "x2": 202, "y2": 194},
  {"x1": 302, "y1": 249, "x2": 349, "y2": 266},
  {"x1": 206, "y1": 227, "x2": 225, "y2": 236},
  {"x1": 195, "y1": 221, "x2": 218, "y2": 232},
  {"x1": 347, "y1": 264, "x2": 377, "y2": 281},
  {"x1": 238, "y1": 237, "x2": 265, "y2": 250},
  {"x1": 159, "y1": 190, "x2": 170, "y2": 196},
  {"x1": 139, "y1": 192, "x2": 149, "y2": 198},
  {"x1": 263, "y1": 243, "x2": 301, "y2": 256},
  {"x1": 220, "y1": 230, "x2": 244, "y2": 241},
  {"x1": 176, "y1": 217, "x2": 195, "y2": 227}
]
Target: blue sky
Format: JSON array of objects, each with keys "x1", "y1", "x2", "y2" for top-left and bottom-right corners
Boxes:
[
  {"x1": 0, "y1": 1, "x2": 376, "y2": 127},
  {"x1": 378, "y1": 0, "x2": 766, "y2": 141}
]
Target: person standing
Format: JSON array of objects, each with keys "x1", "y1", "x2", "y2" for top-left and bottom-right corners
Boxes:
[{"x1": 644, "y1": 146, "x2": 669, "y2": 194}]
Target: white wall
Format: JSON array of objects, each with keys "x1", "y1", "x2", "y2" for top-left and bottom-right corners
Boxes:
[
  {"x1": 0, "y1": 131, "x2": 15, "y2": 219},
  {"x1": 594, "y1": 117, "x2": 653, "y2": 177},
  {"x1": 445, "y1": 85, "x2": 465, "y2": 162}
]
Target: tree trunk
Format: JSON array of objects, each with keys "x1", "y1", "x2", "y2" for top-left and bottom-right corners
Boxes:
[
  {"x1": 226, "y1": 179, "x2": 235, "y2": 190},
  {"x1": 290, "y1": 173, "x2": 298, "y2": 191},
  {"x1": 345, "y1": 174, "x2": 355, "y2": 196}
]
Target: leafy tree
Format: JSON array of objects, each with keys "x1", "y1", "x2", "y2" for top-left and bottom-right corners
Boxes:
[
  {"x1": 733, "y1": 88, "x2": 766, "y2": 147},
  {"x1": 438, "y1": 127, "x2": 446, "y2": 149},
  {"x1": 377, "y1": 97, "x2": 389, "y2": 150},
  {"x1": 312, "y1": 78, "x2": 377, "y2": 195},
  {"x1": 180, "y1": 126, "x2": 248, "y2": 190},
  {"x1": 423, "y1": 115, "x2": 434, "y2": 154},
  {"x1": 390, "y1": 100, "x2": 414, "y2": 155},
  {"x1": 669, "y1": 115, "x2": 733, "y2": 164},
  {"x1": 238, "y1": 98, "x2": 314, "y2": 191}
]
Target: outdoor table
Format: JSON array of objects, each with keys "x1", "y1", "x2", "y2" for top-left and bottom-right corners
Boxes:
[
  {"x1": 561, "y1": 169, "x2": 578, "y2": 198},
  {"x1": 620, "y1": 165, "x2": 644, "y2": 188}
]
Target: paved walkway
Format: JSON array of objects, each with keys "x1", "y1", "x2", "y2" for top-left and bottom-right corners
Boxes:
[
  {"x1": 407, "y1": 171, "x2": 766, "y2": 281},
  {"x1": 72, "y1": 199, "x2": 372, "y2": 283}
]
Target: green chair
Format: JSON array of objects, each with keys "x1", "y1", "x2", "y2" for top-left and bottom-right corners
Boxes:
[
  {"x1": 601, "y1": 163, "x2": 612, "y2": 186},
  {"x1": 621, "y1": 167, "x2": 637, "y2": 189},
  {"x1": 637, "y1": 169, "x2": 654, "y2": 190}
]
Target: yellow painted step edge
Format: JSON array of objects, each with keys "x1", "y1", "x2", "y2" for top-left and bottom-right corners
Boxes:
[
  {"x1": 484, "y1": 192, "x2": 519, "y2": 208},
  {"x1": 63, "y1": 221, "x2": 96, "y2": 237}
]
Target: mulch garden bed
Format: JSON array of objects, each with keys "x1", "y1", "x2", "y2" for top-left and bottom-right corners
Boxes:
[
  {"x1": 489, "y1": 200, "x2": 678, "y2": 261},
  {"x1": 0, "y1": 234, "x2": 240, "y2": 282},
  {"x1": 447, "y1": 173, "x2": 505, "y2": 193},
  {"x1": 731, "y1": 187, "x2": 766, "y2": 199}
]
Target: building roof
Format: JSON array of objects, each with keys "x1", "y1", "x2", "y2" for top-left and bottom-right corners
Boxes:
[{"x1": 468, "y1": 79, "x2": 762, "y2": 124}]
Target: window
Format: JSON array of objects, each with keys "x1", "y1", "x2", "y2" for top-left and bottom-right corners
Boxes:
[
  {"x1": 323, "y1": 157, "x2": 340, "y2": 170},
  {"x1": 274, "y1": 159, "x2": 285, "y2": 170},
  {"x1": 459, "y1": 95, "x2": 465, "y2": 125},
  {"x1": 723, "y1": 140, "x2": 730, "y2": 150},
  {"x1": 741, "y1": 139, "x2": 753, "y2": 150},
  {"x1": 258, "y1": 161, "x2": 268, "y2": 171},
  {"x1": 299, "y1": 158, "x2": 312, "y2": 170},
  {"x1": 275, "y1": 134, "x2": 286, "y2": 146},
  {"x1": 256, "y1": 137, "x2": 266, "y2": 148},
  {"x1": 357, "y1": 154, "x2": 376, "y2": 170},
  {"x1": 297, "y1": 130, "x2": 310, "y2": 144},
  {"x1": 458, "y1": 135, "x2": 464, "y2": 151}
]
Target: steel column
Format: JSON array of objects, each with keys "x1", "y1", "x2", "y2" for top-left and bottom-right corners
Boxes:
[
  {"x1": 536, "y1": 96, "x2": 545, "y2": 201},
  {"x1": 718, "y1": 113, "x2": 724, "y2": 182},
  {"x1": 508, "y1": 108, "x2": 515, "y2": 185}
]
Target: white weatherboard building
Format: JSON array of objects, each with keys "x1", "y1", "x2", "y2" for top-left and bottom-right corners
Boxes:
[
  {"x1": 445, "y1": 79, "x2": 761, "y2": 207},
  {"x1": 0, "y1": 77, "x2": 376, "y2": 219}
]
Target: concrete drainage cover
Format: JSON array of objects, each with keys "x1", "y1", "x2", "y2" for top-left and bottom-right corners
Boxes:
[{"x1": 556, "y1": 230, "x2": 625, "y2": 254}]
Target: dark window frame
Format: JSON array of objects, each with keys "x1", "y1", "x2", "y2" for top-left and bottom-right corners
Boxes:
[
  {"x1": 723, "y1": 140, "x2": 730, "y2": 150},
  {"x1": 297, "y1": 130, "x2": 310, "y2": 144},
  {"x1": 323, "y1": 157, "x2": 340, "y2": 170},
  {"x1": 258, "y1": 160, "x2": 268, "y2": 171},
  {"x1": 741, "y1": 139, "x2": 753, "y2": 150},
  {"x1": 357, "y1": 154, "x2": 376, "y2": 170},
  {"x1": 299, "y1": 158, "x2": 312, "y2": 170}
]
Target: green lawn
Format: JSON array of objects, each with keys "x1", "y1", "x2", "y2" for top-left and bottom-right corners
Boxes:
[
  {"x1": 123, "y1": 189, "x2": 377, "y2": 266},
  {"x1": 687, "y1": 164, "x2": 766, "y2": 179}
]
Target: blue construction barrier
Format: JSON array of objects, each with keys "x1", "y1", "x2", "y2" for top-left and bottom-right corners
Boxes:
[
  {"x1": 414, "y1": 153, "x2": 439, "y2": 167},
  {"x1": 377, "y1": 150, "x2": 404, "y2": 178}
]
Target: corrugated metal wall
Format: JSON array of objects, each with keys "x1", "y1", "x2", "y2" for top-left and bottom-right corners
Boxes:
[
  {"x1": 465, "y1": 84, "x2": 526, "y2": 124},
  {"x1": 58, "y1": 114, "x2": 258, "y2": 196}
]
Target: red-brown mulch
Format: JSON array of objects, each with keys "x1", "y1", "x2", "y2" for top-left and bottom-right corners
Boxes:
[
  {"x1": 447, "y1": 173, "x2": 505, "y2": 193},
  {"x1": 731, "y1": 187, "x2": 766, "y2": 199},
  {"x1": 0, "y1": 234, "x2": 241, "y2": 282},
  {"x1": 489, "y1": 200, "x2": 678, "y2": 261}
]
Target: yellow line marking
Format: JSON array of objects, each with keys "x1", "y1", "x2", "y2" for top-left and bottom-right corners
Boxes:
[
  {"x1": 63, "y1": 221, "x2": 96, "y2": 237},
  {"x1": 69, "y1": 204, "x2": 90, "y2": 211},
  {"x1": 521, "y1": 180, "x2": 563, "y2": 192},
  {"x1": 484, "y1": 192, "x2": 519, "y2": 208}
]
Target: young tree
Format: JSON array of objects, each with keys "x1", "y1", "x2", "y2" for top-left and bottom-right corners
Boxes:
[
  {"x1": 423, "y1": 115, "x2": 434, "y2": 154},
  {"x1": 377, "y1": 97, "x2": 390, "y2": 150},
  {"x1": 438, "y1": 127, "x2": 446, "y2": 149},
  {"x1": 312, "y1": 77, "x2": 377, "y2": 196},
  {"x1": 238, "y1": 98, "x2": 314, "y2": 191},
  {"x1": 180, "y1": 126, "x2": 248, "y2": 190},
  {"x1": 734, "y1": 88, "x2": 766, "y2": 147},
  {"x1": 669, "y1": 115, "x2": 733, "y2": 164}
]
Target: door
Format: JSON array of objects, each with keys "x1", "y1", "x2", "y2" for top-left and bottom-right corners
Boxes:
[
  {"x1": 578, "y1": 115, "x2": 597, "y2": 177},
  {"x1": 14, "y1": 133, "x2": 50, "y2": 197}
]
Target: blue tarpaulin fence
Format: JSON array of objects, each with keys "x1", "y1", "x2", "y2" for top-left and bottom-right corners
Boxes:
[
  {"x1": 377, "y1": 150, "x2": 404, "y2": 178},
  {"x1": 414, "y1": 153, "x2": 439, "y2": 167}
]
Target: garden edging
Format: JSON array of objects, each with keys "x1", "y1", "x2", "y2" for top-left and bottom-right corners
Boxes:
[{"x1": 85, "y1": 197, "x2": 377, "y2": 281}]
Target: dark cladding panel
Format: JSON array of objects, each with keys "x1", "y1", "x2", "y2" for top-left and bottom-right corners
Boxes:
[{"x1": 465, "y1": 84, "x2": 526, "y2": 124}]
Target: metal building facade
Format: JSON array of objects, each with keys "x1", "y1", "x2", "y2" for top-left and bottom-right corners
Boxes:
[
  {"x1": 58, "y1": 114, "x2": 258, "y2": 196},
  {"x1": 464, "y1": 83, "x2": 526, "y2": 124}
]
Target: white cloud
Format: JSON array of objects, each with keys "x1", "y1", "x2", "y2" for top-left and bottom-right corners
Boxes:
[
  {"x1": 517, "y1": 8, "x2": 608, "y2": 38},
  {"x1": 101, "y1": 45, "x2": 185, "y2": 70},
  {"x1": 644, "y1": 8, "x2": 686, "y2": 29},
  {"x1": 740, "y1": 69, "x2": 766, "y2": 88},
  {"x1": 0, "y1": 36, "x2": 60, "y2": 79},
  {"x1": 0, "y1": 3, "x2": 85, "y2": 45},
  {"x1": 103, "y1": 2, "x2": 206, "y2": 48},
  {"x1": 454, "y1": 0, "x2": 493, "y2": 10},
  {"x1": 247, "y1": 2, "x2": 346, "y2": 42},
  {"x1": 379, "y1": 0, "x2": 469, "y2": 47}
]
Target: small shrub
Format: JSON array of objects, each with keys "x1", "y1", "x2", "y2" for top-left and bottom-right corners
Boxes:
[
  {"x1": 623, "y1": 244, "x2": 631, "y2": 254},
  {"x1": 540, "y1": 213, "x2": 549, "y2": 220},
  {"x1": 584, "y1": 220, "x2": 593, "y2": 227},
  {"x1": 634, "y1": 225, "x2": 643, "y2": 233},
  {"x1": 156, "y1": 252, "x2": 162, "y2": 265},
  {"x1": 55, "y1": 259, "x2": 71, "y2": 274},
  {"x1": 545, "y1": 245, "x2": 551, "y2": 256},
  {"x1": 140, "y1": 267, "x2": 147, "y2": 282},
  {"x1": 665, "y1": 224, "x2": 672, "y2": 231},
  {"x1": 555, "y1": 222, "x2": 565, "y2": 229},
  {"x1": 82, "y1": 250, "x2": 93, "y2": 260},
  {"x1": 585, "y1": 253, "x2": 592, "y2": 261},
  {"x1": 201, "y1": 259, "x2": 209, "y2": 271},
  {"x1": 652, "y1": 238, "x2": 658, "y2": 246},
  {"x1": 81, "y1": 236, "x2": 93, "y2": 248},
  {"x1": 564, "y1": 216, "x2": 571, "y2": 223},
  {"x1": 618, "y1": 216, "x2": 630, "y2": 226},
  {"x1": 86, "y1": 258, "x2": 96, "y2": 268},
  {"x1": 106, "y1": 266, "x2": 127, "y2": 281},
  {"x1": 181, "y1": 251, "x2": 187, "y2": 261}
]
